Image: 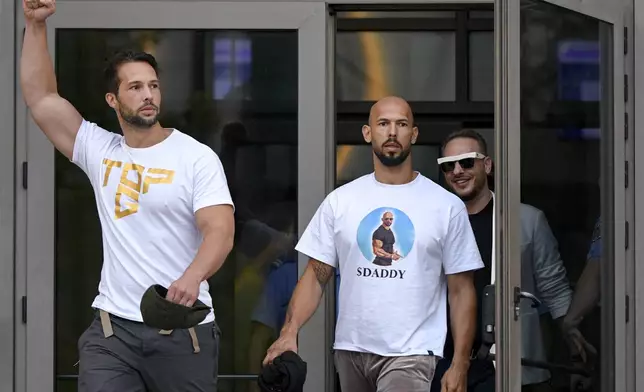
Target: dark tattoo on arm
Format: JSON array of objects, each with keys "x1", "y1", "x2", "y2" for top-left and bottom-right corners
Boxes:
[
  {"x1": 311, "y1": 259, "x2": 334, "y2": 288},
  {"x1": 281, "y1": 259, "x2": 334, "y2": 331}
]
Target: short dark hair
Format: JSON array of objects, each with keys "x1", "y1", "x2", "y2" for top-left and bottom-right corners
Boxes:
[
  {"x1": 441, "y1": 129, "x2": 488, "y2": 156},
  {"x1": 104, "y1": 50, "x2": 160, "y2": 94}
]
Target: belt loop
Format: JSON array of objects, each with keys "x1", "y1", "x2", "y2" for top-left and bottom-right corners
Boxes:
[
  {"x1": 99, "y1": 310, "x2": 114, "y2": 338},
  {"x1": 159, "y1": 329, "x2": 173, "y2": 335},
  {"x1": 188, "y1": 327, "x2": 200, "y2": 353}
]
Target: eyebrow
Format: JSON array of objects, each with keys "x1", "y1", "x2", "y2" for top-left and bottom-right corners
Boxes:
[
  {"x1": 127, "y1": 79, "x2": 160, "y2": 85},
  {"x1": 376, "y1": 117, "x2": 409, "y2": 122}
]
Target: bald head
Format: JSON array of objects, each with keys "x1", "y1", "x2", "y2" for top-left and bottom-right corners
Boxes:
[
  {"x1": 368, "y1": 96, "x2": 414, "y2": 126},
  {"x1": 362, "y1": 96, "x2": 418, "y2": 168},
  {"x1": 382, "y1": 211, "x2": 394, "y2": 227}
]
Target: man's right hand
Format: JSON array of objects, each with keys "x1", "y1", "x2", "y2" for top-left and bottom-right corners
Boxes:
[
  {"x1": 23, "y1": 0, "x2": 56, "y2": 22},
  {"x1": 262, "y1": 331, "x2": 297, "y2": 366}
]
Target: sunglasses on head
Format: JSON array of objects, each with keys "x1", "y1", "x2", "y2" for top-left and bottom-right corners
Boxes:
[{"x1": 437, "y1": 152, "x2": 486, "y2": 173}]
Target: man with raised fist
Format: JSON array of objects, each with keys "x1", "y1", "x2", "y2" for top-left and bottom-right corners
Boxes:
[{"x1": 20, "y1": 1, "x2": 235, "y2": 391}]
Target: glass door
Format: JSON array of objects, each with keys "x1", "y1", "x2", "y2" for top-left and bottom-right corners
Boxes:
[
  {"x1": 16, "y1": 2, "x2": 331, "y2": 392},
  {"x1": 495, "y1": 0, "x2": 626, "y2": 391}
]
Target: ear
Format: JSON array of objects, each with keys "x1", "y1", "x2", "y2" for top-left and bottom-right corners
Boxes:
[
  {"x1": 484, "y1": 156, "x2": 493, "y2": 175},
  {"x1": 362, "y1": 125, "x2": 372, "y2": 143},
  {"x1": 411, "y1": 125, "x2": 419, "y2": 144},
  {"x1": 105, "y1": 92, "x2": 117, "y2": 109}
]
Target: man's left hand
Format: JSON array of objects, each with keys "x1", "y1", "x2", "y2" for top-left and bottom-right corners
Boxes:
[
  {"x1": 564, "y1": 327, "x2": 597, "y2": 364},
  {"x1": 441, "y1": 361, "x2": 468, "y2": 392},
  {"x1": 166, "y1": 273, "x2": 202, "y2": 307}
]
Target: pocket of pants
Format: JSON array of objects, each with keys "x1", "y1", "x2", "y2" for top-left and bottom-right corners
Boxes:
[
  {"x1": 212, "y1": 321, "x2": 222, "y2": 340},
  {"x1": 77, "y1": 315, "x2": 99, "y2": 351},
  {"x1": 427, "y1": 355, "x2": 438, "y2": 383}
]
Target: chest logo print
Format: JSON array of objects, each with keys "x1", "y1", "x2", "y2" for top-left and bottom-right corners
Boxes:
[
  {"x1": 102, "y1": 159, "x2": 175, "y2": 219},
  {"x1": 354, "y1": 207, "x2": 415, "y2": 280}
]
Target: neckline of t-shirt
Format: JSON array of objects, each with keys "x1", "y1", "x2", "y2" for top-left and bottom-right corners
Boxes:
[
  {"x1": 120, "y1": 128, "x2": 179, "y2": 152},
  {"x1": 370, "y1": 171, "x2": 423, "y2": 188}
]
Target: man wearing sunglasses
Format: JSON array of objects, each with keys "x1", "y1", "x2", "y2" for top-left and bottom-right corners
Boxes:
[{"x1": 431, "y1": 129, "x2": 592, "y2": 392}]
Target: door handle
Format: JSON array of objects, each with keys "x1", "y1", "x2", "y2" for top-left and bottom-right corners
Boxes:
[
  {"x1": 513, "y1": 287, "x2": 542, "y2": 320},
  {"x1": 481, "y1": 285, "x2": 544, "y2": 339}
]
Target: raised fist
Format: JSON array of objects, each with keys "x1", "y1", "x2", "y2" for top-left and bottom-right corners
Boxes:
[{"x1": 23, "y1": 0, "x2": 56, "y2": 23}]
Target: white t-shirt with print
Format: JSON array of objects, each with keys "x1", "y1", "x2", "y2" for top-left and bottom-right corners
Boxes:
[
  {"x1": 295, "y1": 172, "x2": 483, "y2": 357},
  {"x1": 72, "y1": 120, "x2": 234, "y2": 324}
]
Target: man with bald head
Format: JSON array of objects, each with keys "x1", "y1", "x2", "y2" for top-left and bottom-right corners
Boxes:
[
  {"x1": 262, "y1": 96, "x2": 483, "y2": 392},
  {"x1": 372, "y1": 211, "x2": 402, "y2": 266}
]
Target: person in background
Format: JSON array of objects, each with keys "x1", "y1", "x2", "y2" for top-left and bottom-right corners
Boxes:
[
  {"x1": 433, "y1": 129, "x2": 594, "y2": 392},
  {"x1": 563, "y1": 217, "x2": 602, "y2": 391}
]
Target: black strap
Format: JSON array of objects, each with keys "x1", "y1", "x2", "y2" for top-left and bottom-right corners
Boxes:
[{"x1": 476, "y1": 342, "x2": 493, "y2": 361}]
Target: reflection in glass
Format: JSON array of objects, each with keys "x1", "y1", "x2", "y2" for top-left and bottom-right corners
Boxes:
[
  {"x1": 336, "y1": 31, "x2": 456, "y2": 101},
  {"x1": 469, "y1": 10, "x2": 494, "y2": 19},
  {"x1": 54, "y1": 29, "x2": 298, "y2": 392},
  {"x1": 58, "y1": 378, "x2": 260, "y2": 392},
  {"x1": 519, "y1": 1, "x2": 611, "y2": 391},
  {"x1": 469, "y1": 32, "x2": 494, "y2": 102},
  {"x1": 338, "y1": 11, "x2": 456, "y2": 19}
]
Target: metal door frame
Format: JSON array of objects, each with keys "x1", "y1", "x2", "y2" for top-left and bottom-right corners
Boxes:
[
  {"x1": 495, "y1": 0, "x2": 626, "y2": 391},
  {"x1": 0, "y1": 0, "x2": 16, "y2": 392},
  {"x1": 15, "y1": 2, "x2": 331, "y2": 392}
]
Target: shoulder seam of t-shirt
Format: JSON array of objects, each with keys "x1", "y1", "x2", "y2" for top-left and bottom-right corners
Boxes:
[
  {"x1": 324, "y1": 190, "x2": 339, "y2": 217},
  {"x1": 449, "y1": 206, "x2": 467, "y2": 223}
]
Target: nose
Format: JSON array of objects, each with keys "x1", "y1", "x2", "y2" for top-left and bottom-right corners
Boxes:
[
  {"x1": 452, "y1": 162, "x2": 465, "y2": 175},
  {"x1": 387, "y1": 124, "x2": 398, "y2": 138},
  {"x1": 142, "y1": 86, "x2": 154, "y2": 101}
]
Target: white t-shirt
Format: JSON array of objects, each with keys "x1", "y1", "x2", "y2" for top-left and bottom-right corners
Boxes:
[
  {"x1": 295, "y1": 172, "x2": 483, "y2": 357},
  {"x1": 72, "y1": 120, "x2": 234, "y2": 324}
]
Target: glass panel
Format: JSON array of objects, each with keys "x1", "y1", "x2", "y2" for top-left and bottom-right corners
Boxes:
[
  {"x1": 469, "y1": 10, "x2": 494, "y2": 19},
  {"x1": 336, "y1": 31, "x2": 456, "y2": 101},
  {"x1": 518, "y1": 1, "x2": 612, "y2": 390},
  {"x1": 338, "y1": 11, "x2": 456, "y2": 19},
  {"x1": 469, "y1": 31, "x2": 494, "y2": 102},
  {"x1": 218, "y1": 379, "x2": 258, "y2": 392},
  {"x1": 54, "y1": 29, "x2": 298, "y2": 388},
  {"x1": 57, "y1": 377, "x2": 258, "y2": 392}
]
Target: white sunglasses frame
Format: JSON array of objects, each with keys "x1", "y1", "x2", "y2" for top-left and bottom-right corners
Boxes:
[{"x1": 436, "y1": 152, "x2": 487, "y2": 165}]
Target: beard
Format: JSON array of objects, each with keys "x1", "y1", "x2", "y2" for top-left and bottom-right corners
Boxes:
[
  {"x1": 452, "y1": 173, "x2": 487, "y2": 201},
  {"x1": 374, "y1": 139, "x2": 411, "y2": 167},
  {"x1": 118, "y1": 101, "x2": 159, "y2": 129}
]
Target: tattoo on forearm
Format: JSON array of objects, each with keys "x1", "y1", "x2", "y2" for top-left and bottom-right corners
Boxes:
[{"x1": 311, "y1": 260, "x2": 334, "y2": 287}]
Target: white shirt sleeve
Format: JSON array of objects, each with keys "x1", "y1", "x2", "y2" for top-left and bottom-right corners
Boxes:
[
  {"x1": 192, "y1": 147, "x2": 235, "y2": 213},
  {"x1": 442, "y1": 206, "x2": 484, "y2": 275},
  {"x1": 71, "y1": 120, "x2": 119, "y2": 185},
  {"x1": 294, "y1": 193, "x2": 338, "y2": 268}
]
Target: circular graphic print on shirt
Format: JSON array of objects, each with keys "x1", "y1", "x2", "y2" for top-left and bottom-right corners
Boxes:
[{"x1": 356, "y1": 207, "x2": 415, "y2": 267}]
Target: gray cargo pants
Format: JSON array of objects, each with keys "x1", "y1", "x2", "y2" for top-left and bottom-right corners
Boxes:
[
  {"x1": 78, "y1": 309, "x2": 220, "y2": 392},
  {"x1": 334, "y1": 349, "x2": 437, "y2": 392}
]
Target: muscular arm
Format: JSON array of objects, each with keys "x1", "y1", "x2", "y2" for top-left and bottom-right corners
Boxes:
[
  {"x1": 20, "y1": 19, "x2": 82, "y2": 160},
  {"x1": 446, "y1": 271, "x2": 477, "y2": 368},
  {"x1": 183, "y1": 205, "x2": 235, "y2": 282},
  {"x1": 372, "y1": 239, "x2": 393, "y2": 258},
  {"x1": 280, "y1": 259, "x2": 334, "y2": 336}
]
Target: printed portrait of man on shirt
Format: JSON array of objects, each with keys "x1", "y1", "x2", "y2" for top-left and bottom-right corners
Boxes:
[{"x1": 371, "y1": 211, "x2": 402, "y2": 266}]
